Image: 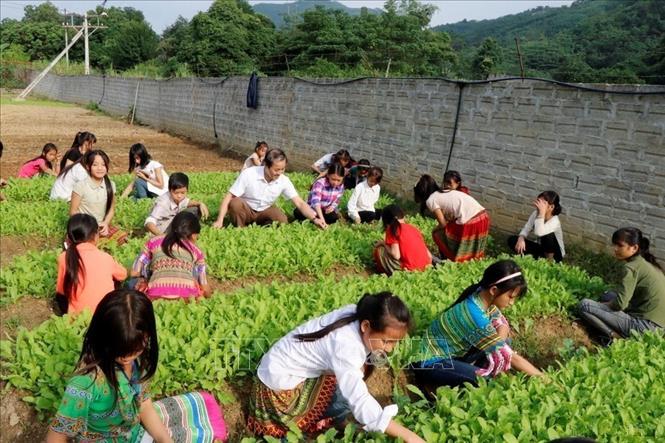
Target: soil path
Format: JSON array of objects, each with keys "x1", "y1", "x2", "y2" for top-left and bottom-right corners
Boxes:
[{"x1": 0, "y1": 92, "x2": 243, "y2": 177}]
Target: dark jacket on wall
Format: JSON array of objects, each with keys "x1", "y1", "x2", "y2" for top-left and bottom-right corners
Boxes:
[{"x1": 247, "y1": 73, "x2": 259, "y2": 109}]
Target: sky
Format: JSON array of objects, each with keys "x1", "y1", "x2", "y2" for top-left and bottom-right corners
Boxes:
[{"x1": 0, "y1": 0, "x2": 575, "y2": 33}]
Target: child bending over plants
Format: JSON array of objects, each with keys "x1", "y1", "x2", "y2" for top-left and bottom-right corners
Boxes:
[
  {"x1": 373, "y1": 204, "x2": 433, "y2": 275},
  {"x1": 46, "y1": 289, "x2": 227, "y2": 443},
  {"x1": 410, "y1": 260, "x2": 543, "y2": 391},
  {"x1": 414, "y1": 174, "x2": 489, "y2": 262},
  {"x1": 131, "y1": 211, "x2": 211, "y2": 300},
  {"x1": 508, "y1": 190, "x2": 565, "y2": 262},
  {"x1": 247, "y1": 292, "x2": 426, "y2": 443},
  {"x1": 578, "y1": 227, "x2": 665, "y2": 343},
  {"x1": 56, "y1": 214, "x2": 127, "y2": 315},
  {"x1": 18, "y1": 143, "x2": 60, "y2": 178}
]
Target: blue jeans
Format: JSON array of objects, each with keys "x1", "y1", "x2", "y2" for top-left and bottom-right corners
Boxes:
[
  {"x1": 410, "y1": 358, "x2": 481, "y2": 389},
  {"x1": 323, "y1": 386, "x2": 351, "y2": 425},
  {"x1": 579, "y1": 291, "x2": 662, "y2": 339},
  {"x1": 133, "y1": 178, "x2": 157, "y2": 199}
]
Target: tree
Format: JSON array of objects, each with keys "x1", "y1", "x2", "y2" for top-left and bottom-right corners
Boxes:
[
  {"x1": 471, "y1": 37, "x2": 502, "y2": 79},
  {"x1": 171, "y1": 0, "x2": 277, "y2": 76},
  {"x1": 103, "y1": 21, "x2": 159, "y2": 70}
]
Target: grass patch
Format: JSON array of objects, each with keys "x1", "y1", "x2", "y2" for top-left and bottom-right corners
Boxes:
[{"x1": 0, "y1": 95, "x2": 74, "y2": 108}]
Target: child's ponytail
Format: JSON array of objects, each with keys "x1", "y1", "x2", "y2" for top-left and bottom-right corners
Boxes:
[
  {"x1": 451, "y1": 259, "x2": 528, "y2": 308},
  {"x1": 295, "y1": 292, "x2": 412, "y2": 342},
  {"x1": 63, "y1": 214, "x2": 99, "y2": 299},
  {"x1": 613, "y1": 227, "x2": 663, "y2": 272},
  {"x1": 161, "y1": 211, "x2": 201, "y2": 260},
  {"x1": 381, "y1": 204, "x2": 405, "y2": 240}
]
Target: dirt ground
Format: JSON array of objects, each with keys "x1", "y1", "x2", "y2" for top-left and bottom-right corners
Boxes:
[{"x1": 0, "y1": 91, "x2": 243, "y2": 177}]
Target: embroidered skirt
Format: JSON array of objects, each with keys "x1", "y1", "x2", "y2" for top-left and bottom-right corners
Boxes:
[
  {"x1": 373, "y1": 244, "x2": 402, "y2": 276},
  {"x1": 247, "y1": 375, "x2": 337, "y2": 438},
  {"x1": 433, "y1": 211, "x2": 490, "y2": 262},
  {"x1": 141, "y1": 391, "x2": 227, "y2": 442}
]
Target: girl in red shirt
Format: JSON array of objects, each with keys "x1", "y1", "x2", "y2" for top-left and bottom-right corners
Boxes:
[{"x1": 373, "y1": 204, "x2": 432, "y2": 275}]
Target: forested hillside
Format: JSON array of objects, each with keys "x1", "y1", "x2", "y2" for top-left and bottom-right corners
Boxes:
[
  {"x1": 253, "y1": 0, "x2": 382, "y2": 28},
  {"x1": 1, "y1": 0, "x2": 663, "y2": 84},
  {"x1": 435, "y1": 0, "x2": 665, "y2": 83}
]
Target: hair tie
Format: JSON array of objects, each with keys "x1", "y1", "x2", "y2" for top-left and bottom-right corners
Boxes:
[{"x1": 492, "y1": 272, "x2": 522, "y2": 286}]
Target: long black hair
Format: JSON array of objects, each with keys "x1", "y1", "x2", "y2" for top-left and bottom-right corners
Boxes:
[
  {"x1": 23, "y1": 143, "x2": 57, "y2": 170},
  {"x1": 63, "y1": 214, "x2": 99, "y2": 299},
  {"x1": 414, "y1": 174, "x2": 443, "y2": 215},
  {"x1": 326, "y1": 162, "x2": 345, "y2": 180},
  {"x1": 77, "y1": 289, "x2": 159, "y2": 406},
  {"x1": 612, "y1": 227, "x2": 662, "y2": 272},
  {"x1": 60, "y1": 131, "x2": 96, "y2": 170},
  {"x1": 295, "y1": 292, "x2": 413, "y2": 342},
  {"x1": 162, "y1": 211, "x2": 200, "y2": 260},
  {"x1": 538, "y1": 190, "x2": 562, "y2": 216},
  {"x1": 381, "y1": 204, "x2": 405, "y2": 240},
  {"x1": 332, "y1": 149, "x2": 352, "y2": 167},
  {"x1": 128, "y1": 143, "x2": 151, "y2": 172},
  {"x1": 452, "y1": 259, "x2": 528, "y2": 307},
  {"x1": 84, "y1": 150, "x2": 114, "y2": 217}
]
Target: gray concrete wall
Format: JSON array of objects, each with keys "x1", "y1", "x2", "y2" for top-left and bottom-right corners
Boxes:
[{"x1": 30, "y1": 73, "x2": 665, "y2": 258}]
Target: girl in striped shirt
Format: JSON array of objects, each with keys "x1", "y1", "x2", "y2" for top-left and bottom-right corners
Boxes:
[{"x1": 410, "y1": 260, "x2": 542, "y2": 392}]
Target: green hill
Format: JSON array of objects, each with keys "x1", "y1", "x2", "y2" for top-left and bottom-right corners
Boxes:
[
  {"x1": 253, "y1": 0, "x2": 383, "y2": 28},
  {"x1": 434, "y1": 0, "x2": 665, "y2": 84}
]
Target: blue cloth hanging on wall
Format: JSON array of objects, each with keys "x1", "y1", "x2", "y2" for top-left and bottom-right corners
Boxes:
[{"x1": 247, "y1": 72, "x2": 259, "y2": 109}]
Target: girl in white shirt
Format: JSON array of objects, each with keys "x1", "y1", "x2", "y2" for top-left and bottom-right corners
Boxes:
[
  {"x1": 347, "y1": 166, "x2": 383, "y2": 224},
  {"x1": 508, "y1": 190, "x2": 565, "y2": 262},
  {"x1": 311, "y1": 149, "x2": 352, "y2": 177},
  {"x1": 50, "y1": 158, "x2": 89, "y2": 201},
  {"x1": 247, "y1": 292, "x2": 425, "y2": 443},
  {"x1": 414, "y1": 174, "x2": 490, "y2": 262},
  {"x1": 241, "y1": 141, "x2": 269, "y2": 171},
  {"x1": 121, "y1": 143, "x2": 168, "y2": 199}
]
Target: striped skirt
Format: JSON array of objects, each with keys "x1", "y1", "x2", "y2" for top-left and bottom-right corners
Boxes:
[
  {"x1": 140, "y1": 391, "x2": 227, "y2": 442},
  {"x1": 433, "y1": 211, "x2": 490, "y2": 262},
  {"x1": 373, "y1": 244, "x2": 402, "y2": 276},
  {"x1": 99, "y1": 224, "x2": 128, "y2": 246},
  {"x1": 247, "y1": 375, "x2": 337, "y2": 438}
]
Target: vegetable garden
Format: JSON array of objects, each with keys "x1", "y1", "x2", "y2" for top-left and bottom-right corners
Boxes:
[{"x1": 1, "y1": 172, "x2": 663, "y2": 442}]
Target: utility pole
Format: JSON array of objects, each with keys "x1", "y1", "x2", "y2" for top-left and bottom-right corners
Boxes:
[
  {"x1": 62, "y1": 10, "x2": 107, "y2": 75},
  {"x1": 63, "y1": 9, "x2": 69, "y2": 66},
  {"x1": 84, "y1": 12, "x2": 90, "y2": 74}
]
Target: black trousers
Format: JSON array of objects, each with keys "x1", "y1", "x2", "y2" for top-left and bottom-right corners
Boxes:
[
  {"x1": 293, "y1": 208, "x2": 339, "y2": 225},
  {"x1": 507, "y1": 233, "x2": 563, "y2": 262},
  {"x1": 357, "y1": 209, "x2": 382, "y2": 224}
]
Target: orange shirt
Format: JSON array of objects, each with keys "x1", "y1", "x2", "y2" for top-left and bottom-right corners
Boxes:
[{"x1": 56, "y1": 242, "x2": 127, "y2": 315}]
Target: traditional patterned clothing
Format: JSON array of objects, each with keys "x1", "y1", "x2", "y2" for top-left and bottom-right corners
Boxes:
[
  {"x1": 50, "y1": 366, "x2": 226, "y2": 442},
  {"x1": 248, "y1": 305, "x2": 398, "y2": 437},
  {"x1": 432, "y1": 211, "x2": 490, "y2": 262},
  {"x1": 132, "y1": 236, "x2": 207, "y2": 300},
  {"x1": 427, "y1": 190, "x2": 489, "y2": 262},
  {"x1": 247, "y1": 375, "x2": 337, "y2": 437},
  {"x1": 414, "y1": 291, "x2": 513, "y2": 381}
]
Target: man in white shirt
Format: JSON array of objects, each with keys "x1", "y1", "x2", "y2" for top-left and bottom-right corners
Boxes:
[{"x1": 213, "y1": 148, "x2": 327, "y2": 229}]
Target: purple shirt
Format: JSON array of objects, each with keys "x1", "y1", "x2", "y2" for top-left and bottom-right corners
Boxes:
[{"x1": 307, "y1": 177, "x2": 344, "y2": 212}]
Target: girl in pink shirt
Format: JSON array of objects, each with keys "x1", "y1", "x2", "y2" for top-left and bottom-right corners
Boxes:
[
  {"x1": 56, "y1": 214, "x2": 127, "y2": 315},
  {"x1": 18, "y1": 143, "x2": 59, "y2": 178}
]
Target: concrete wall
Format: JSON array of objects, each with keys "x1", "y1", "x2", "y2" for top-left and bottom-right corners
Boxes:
[{"x1": 30, "y1": 73, "x2": 665, "y2": 258}]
